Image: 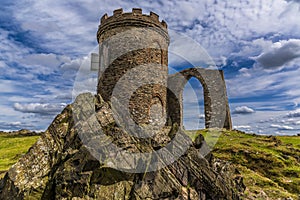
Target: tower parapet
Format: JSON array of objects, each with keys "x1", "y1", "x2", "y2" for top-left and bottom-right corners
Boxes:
[{"x1": 97, "y1": 8, "x2": 169, "y2": 43}]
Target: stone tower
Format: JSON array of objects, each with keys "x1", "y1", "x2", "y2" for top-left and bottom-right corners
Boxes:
[
  {"x1": 97, "y1": 8, "x2": 170, "y2": 125},
  {"x1": 96, "y1": 8, "x2": 232, "y2": 130}
]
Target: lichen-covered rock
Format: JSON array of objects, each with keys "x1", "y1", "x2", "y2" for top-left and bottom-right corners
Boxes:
[{"x1": 0, "y1": 93, "x2": 244, "y2": 199}]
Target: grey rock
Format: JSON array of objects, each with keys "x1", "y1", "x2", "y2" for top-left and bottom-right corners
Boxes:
[{"x1": 0, "y1": 93, "x2": 244, "y2": 199}]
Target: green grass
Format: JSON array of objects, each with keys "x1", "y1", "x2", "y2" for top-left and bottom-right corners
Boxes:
[
  {"x1": 0, "y1": 129, "x2": 299, "y2": 199},
  {"x1": 0, "y1": 133, "x2": 40, "y2": 174},
  {"x1": 280, "y1": 136, "x2": 300, "y2": 147},
  {"x1": 186, "y1": 129, "x2": 300, "y2": 199}
]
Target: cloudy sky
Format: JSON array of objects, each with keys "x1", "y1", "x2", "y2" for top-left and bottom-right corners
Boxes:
[{"x1": 1, "y1": 0, "x2": 300, "y2": 135}]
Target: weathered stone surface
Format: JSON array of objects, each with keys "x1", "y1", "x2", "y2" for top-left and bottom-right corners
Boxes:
[
  {"x1": 167, "y1": 68, "x2": 232, "y2": 129},
  {"x1": 96, "y1": 8, "x2": 232, "y2": 130},
  {"x1": 97, "y1": 8, "x2": 169, "y2": 125},
  {"x1": 0, "y1": 93, "x2": 244, "y2": 199}
]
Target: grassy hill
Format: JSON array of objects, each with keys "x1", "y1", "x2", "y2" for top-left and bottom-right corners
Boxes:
[
  {"x1": 0, "y1": 129, "x2": 299, "y2": 199},
  {"x1": 0, "y1": 132, "x2": 40, "y2": 178},
  {"x1": 186, "y1": 129, "x2": 300, "y2": 200}
]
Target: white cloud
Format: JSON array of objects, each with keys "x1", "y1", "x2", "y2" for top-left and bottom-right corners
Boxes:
[
  {"x1": 293, "y1": 121, "x2": 300, "y2": 125},
  {"x1": 253, "y1": 39, "x2": 300, "y2": 69},
  {"x1": 227, "y1": 62, "x2": 300, "y2": 108},
  {"x1": 55, "y1": 94, "x2": 72, "y2": 101},
  {"x1": 0, "y1": 121, "x2": 35, "y2": 131},
  {"x1": 286, "y1": 109, "x2": 300, "y2": 118},
  {"x1": 60, "y1": 58, "x2": 82, "y2": 71},
  {"x1": 233, "y1": 125, "x2": 251, "y2": 129},
  {"x1": 0, "y1": 28, "x2": 31, "y2": 63},
  {"x1": 280, "y1": 118, "x2": 300, "y2": 125},
  {"x1": 0, "y1": 80, "x2": 17, "y2": 93},
  {"x1": 3, "y1": 0, "x2": 299, "y2": 67},
  {"x1": 18, "y1": 53, "x2": 72, "y2": 75},
  {"x1": 12, "y1": 1, "x2": 100, "y2": 54},
  {"x1": 198, "y1": 114, "x2": 205, "y2": 119},
  {"x1": 168, "y1": 30, "x2": 215, "y2": 68},
  {"x1": 230, "y1": 109, "x2": 299, "y2": 135},
  {"x1": 72, "y1": 77, "x2": 97, "y2": 99},
  {"x1": 0, "y1": 61, "x2": 7, "y2": 68},
  {"x1": 13, "y1": 102, "x2": 66, "y2": 115},
  {"x1": 9, "y1": 0, "x2": 299, "y2": 59},
  {"x1": 270, "y1": 124, "x2": 294, "y2": 130},
  {"x1": 232, "y1": 106, "x2": 255, "y2": 114}
]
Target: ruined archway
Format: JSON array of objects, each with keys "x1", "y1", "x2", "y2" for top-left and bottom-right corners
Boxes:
[
  {"x1": 167, "y1": 68, "x2": 232, "y2": 130},
  {"x1": 182, "y1": 77, "x2": 205, "y2": 130}
]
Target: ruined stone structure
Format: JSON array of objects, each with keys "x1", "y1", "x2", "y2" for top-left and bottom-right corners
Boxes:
[
  {"x1": 97, "y1": 8, "x2": 169, "y2": 125},
  {"x1": 0, "y1": 9, "x2": 242, "y2": 200},
  {"x1": 95, "y1": 8, "x2": 232, "y2": 129},
  {"x1": 167, "y1": 68, "x2": 232, "y2": 129}
]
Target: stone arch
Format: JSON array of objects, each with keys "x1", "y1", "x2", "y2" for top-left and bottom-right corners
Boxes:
[
  {"x1": 149, "y1": 95, "x2": 166, "y2": 125},
  {"x1": 151, "y1": 95, "x2": 164, "y2": 110},
  {"x1": 167, "y1": 68, "x2": 232, "y2": 129}
]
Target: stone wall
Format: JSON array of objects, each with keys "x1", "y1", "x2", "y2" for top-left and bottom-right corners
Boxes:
[
  {"x1": 97, "y1": 8, "x2": 169, "y2": 125},
  {"x1": 167, "y1": 68, "x2": 232, "y2": 129},
  {"x1": 96, "y1": 8, "x2": 232, "y2": 130}
]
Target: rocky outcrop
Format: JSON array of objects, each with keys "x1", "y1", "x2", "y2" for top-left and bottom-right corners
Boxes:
[{"x1": 0, "y1": 93, "x2": 244, "y2": 199}]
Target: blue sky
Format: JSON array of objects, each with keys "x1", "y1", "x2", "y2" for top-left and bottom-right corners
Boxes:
[{"x1": 1, "y1": 0, "x2": 300, "y2": 135}]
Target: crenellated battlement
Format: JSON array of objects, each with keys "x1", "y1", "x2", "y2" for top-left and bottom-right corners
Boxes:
[
  {"x1": 100, "y1": 8, "x2": 167, "y2": 28},
  {"x1": 97, "y1": 8, "x2": 168, "y2": 43}
]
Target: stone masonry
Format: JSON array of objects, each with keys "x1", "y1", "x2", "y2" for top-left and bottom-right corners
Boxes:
[
  {"x1": 96, "y1": 8, "x2": 232, "y2": 129},
  {"x1": 97, "y1": 8, "x2": 169, "y2": 125}
]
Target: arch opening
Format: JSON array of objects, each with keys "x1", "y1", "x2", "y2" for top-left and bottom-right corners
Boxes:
[
  {"x1": 149, "y1": 96, "x2": 166, "y2": 126},
  {"x1": 182, "y1": 77, "x2": 205, "y2": 130}
]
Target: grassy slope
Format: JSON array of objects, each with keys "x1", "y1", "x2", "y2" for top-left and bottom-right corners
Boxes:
[
  {"x1": 0, "y1": 133, "x2": 40, "y2": 178},
  {"x1": 0, "y1": 130, "x2": 299, "y2": 199},
  {"x1": 186, "y1": 129, "x2": 300, "y2": 200}
]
